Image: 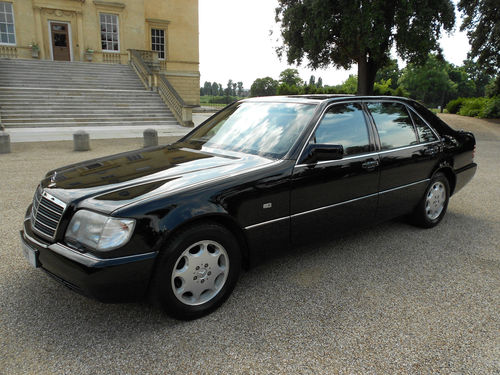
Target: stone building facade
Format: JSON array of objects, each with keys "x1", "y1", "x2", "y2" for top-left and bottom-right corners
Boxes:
[{"x1": 0, "y1": 0, "x2": 199, "y2": 105}]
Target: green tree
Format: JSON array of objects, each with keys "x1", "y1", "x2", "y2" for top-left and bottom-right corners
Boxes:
[
  {"x1": 276, "y1": 0, "x2": 455, "y2": 95},
  {"x1": 375, "y1": 59, "x2": 401, "y2": 89},
  {"x1": 462, "y1": 59, "x2": 493, "y2": 97},
  {"x1": 279, "y1": 68, "x2": 303, "y2": 86},
  {"x1": 237, "y1": 81, "x2": 244, "y2": 96},
  {"x1": 211, "y1": 82, "x2": 219, "y2": 96},
  {"x1": 447, "y1": 64, "x2": 476, "y2": 99},
  {"x1": 459, "y1": 0, "x2": 500, "y2": 75},
  {"x1": 250, "y1": 77, "x2": 279, "y2": 97},
  {"x1": 399, "y1": 55, "x2": 454, "y2": 107},
  {"x1": 277, "y1": 83, "x2": 301, "y2": 95},
  {"x1": 225, "y1": 79, "x2": 234, "y2": 96},
  {"x1": 340, "y1": 75, "x2": 358, "y2": 94},
  {"x1": 202, "y1": 81, "x2": 212, "y2": 96}
]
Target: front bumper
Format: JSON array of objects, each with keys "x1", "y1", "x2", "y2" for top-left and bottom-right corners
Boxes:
[{"x1": 21, "y1": 218, "x2": 158, "y2": 302}]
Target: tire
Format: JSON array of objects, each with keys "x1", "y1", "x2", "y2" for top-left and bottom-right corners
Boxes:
[
  {"x1": 151, "y1": 222, "x2": 241, "y2": 320},
  {"x1": 411, "y1": 172, "x2": 450, "y2": 228}
]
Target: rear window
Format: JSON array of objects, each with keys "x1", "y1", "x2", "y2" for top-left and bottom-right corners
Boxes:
[
  {"x1": 367, "y1": 102, "x2": 418, "y2": 150},
  {"x1": 410, "y1": 111, "x2": 438, "y2": 143}
]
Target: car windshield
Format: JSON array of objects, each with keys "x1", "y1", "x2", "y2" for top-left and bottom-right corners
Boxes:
[{"x1": 181, "y1": 102, "x2": 317, "y2": 159}]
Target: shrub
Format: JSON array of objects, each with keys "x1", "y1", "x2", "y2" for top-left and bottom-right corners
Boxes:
[
  {"x1": 478, "y1": 96, "x2": 500, "y2": 118},
  {"x1": 446, "y1": 97, "x2": 466, "y2": 114},
  {"x1": 458, "y1": 97, "x2": 487, "y2": 117}
]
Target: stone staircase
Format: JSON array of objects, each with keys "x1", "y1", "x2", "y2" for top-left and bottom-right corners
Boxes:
[{"x1": 0, "y1": 59, "x2": 180, "y2": 128}]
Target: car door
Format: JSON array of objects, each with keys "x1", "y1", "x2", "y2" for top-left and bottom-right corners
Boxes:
[
  {"x1": 365, "y1": 101, "x2": 441, "y2": 220},
  {"x1": 290, "y1": 102, "x2": 379, "y2": 245}
]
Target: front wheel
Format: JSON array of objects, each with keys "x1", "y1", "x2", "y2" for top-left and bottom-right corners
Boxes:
[
  {"x1": 411, "y1": 173, "x2": 450, "y2": 228},
  {"x1": 151, "y1": 223, "x2": 241, "y2": 320}
]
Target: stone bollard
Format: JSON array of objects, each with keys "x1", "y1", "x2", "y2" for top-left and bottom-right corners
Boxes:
[
  {"x1": 73, "y1": 130, "x2": 90, "y2": 151},
  {"x1": 143, "y1": 128, "x2": 158, "y2": 148},
  {"x1": 0, "y1": 131, "x2": 11, "y2": 154}
]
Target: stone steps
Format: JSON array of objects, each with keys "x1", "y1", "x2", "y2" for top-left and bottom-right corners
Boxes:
[
  {"x1": 5, "y1": 120, "x2": 180, "y2": 128},
  {"x1": 0, "y1": 59, "x2": 181, "y2": 128},
  {"x1": 2, "y1": 113, "x2": 176, "y2": 120}
]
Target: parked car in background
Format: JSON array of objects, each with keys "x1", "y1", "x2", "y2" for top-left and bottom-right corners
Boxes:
[{"x1": 21, "y1": 95, "x2": 477, "y2": 319}]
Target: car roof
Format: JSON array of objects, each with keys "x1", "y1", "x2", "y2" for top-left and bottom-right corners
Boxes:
[{"x1": 242, "y1": 95, "x2": 414, "y2": 105}]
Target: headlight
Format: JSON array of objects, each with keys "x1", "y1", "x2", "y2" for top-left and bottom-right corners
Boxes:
[{"x1": 65, "y1": 210, "x2": 135, "y2": 252}]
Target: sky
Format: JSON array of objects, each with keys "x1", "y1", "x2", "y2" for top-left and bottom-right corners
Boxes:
[{"x1": 198, "y1": 0, "x2": 470, "y2": 89}]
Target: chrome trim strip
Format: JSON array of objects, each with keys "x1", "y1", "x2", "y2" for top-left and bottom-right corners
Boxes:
[
  {"x1": 379, "y1": 179, "x2": 429, "y2": 195},
  {"x1": 244, "y1": 216, "x2": 289, "y2": 230},
  {"x1": 42, "y1": 190, "x2": 67, "y2": 209},
  {"x1": 377, "y1": 141, "x2": 440, "y2": 155},
  {"x1": 291, "y1": 192, "x2": 379, "y2": 218},
  {"x1": 295, "y1": 151, "x2": 380, "y2": 169},
  {"x1": 244, "y1": 178, "x2": 431, "y2": 229}
]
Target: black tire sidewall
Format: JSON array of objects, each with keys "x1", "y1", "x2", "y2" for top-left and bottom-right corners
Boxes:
[{"x1": 153, "y1": 223, "x2": 241, "y2": 320}]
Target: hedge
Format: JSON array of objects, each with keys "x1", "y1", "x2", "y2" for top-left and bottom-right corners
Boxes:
[{"x1": 446, "y1": 97, "x2": 500, "y2": 118}]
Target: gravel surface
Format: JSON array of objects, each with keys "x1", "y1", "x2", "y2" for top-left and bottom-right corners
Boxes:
[{"x1": 0, "y1": 116, "x2": 499, "y2": 374}]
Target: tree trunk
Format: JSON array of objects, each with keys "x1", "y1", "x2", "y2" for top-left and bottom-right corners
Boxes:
[{"x1": 357, "y1": 56, "x2": 377, "y2": 96}]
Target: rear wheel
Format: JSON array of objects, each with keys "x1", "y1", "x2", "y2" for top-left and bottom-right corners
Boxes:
[
  {"x1": 411, "y1": 172, "x2": 450, "y2": 228},
  {"x1": 151, "y1": 223, "x2": 241, "y2": 320}
]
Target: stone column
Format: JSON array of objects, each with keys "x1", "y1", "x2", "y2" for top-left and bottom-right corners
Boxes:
[
  {"x1": 73, "y1": 130, "x2": 90, "y2": 151},
  {"x1": 0, "y1": 131, "x2": 11, "y2": 154},
  {"x1": 143, "y1": 129, "x2": 158, "y2": 147}
]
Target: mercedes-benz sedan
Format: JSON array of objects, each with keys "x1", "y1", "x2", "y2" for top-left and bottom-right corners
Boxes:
[{"x1": 21, "y1": 96, "x2": 477, "y2": 319}]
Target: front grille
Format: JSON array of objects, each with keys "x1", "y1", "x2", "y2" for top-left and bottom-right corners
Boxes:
[{"x1": 31, "y1": 186, "x2": 67, "y2": 240}]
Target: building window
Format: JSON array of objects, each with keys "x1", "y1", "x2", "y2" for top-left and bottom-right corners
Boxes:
[
  {"x1": 0, "y1": 2, "x2": 16, "y2": 45},
  {"x1": 151, "y1": 28, "x2": 165, "y2": 59},
  {"x1": 100, "y1": 13, "x2": 119, "y2": 52}
]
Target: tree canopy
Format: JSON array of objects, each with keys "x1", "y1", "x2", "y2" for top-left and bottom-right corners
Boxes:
[
  {"x1": 279, "y1": 68, "x2": 303, "y2": 86},
  {"x1": 458, "y1": 0, "x2": 500, "y2": 75},
  {"x1": 250, "y1": 77, "x2": 279, "y2": 97},
  {"x1": 275, "y1": 0, "x2": 455, "y2": 95}
]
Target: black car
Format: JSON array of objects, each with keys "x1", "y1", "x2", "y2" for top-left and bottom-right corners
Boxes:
[{"x1": 21, "y1": 96, "x2": 477, "y2": 319}]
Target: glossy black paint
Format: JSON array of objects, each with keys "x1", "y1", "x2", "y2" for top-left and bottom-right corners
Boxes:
[{"x1": 20, "y1": 96, "x2": 477, "y2": 303}]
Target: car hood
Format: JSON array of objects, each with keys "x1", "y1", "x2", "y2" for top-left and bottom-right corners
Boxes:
[{"x1": 41, "y1": 144, "x2": 275, "y2": 213}]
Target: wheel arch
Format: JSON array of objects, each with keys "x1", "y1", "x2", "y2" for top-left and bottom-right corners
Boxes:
[
  {"x1": 156, "y1": 213, "x2": 251, "y2": 270},
  {"x1": 432, "y1": 166, "x2": 456, "y2": 196}
]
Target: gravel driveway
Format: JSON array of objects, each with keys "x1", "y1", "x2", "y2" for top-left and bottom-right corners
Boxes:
[{"x1": 0, "y1": 115, "x2": 499, "y2": 374}]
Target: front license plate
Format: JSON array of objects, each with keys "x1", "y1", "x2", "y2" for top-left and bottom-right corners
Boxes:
[{"x1": 21, "y1": 238, "x2": 40, "y2": 268}]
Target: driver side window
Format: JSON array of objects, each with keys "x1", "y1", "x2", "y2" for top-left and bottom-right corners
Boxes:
[{"x1": 312, "y1": 103, "x2": 371, "y2": 155}]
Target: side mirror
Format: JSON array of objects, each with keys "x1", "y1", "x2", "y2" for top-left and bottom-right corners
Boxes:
[{"x1": 304, "y1": 144, "x2": 344, "y2": 164}]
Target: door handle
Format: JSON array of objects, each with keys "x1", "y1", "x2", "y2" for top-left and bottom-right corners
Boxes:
[
  {"x1": 361, "y1": 160, "x2": 379, "y2": 170},
  {"x1": 424, "y1": 146, "x2": 439, "y2": 156}
]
